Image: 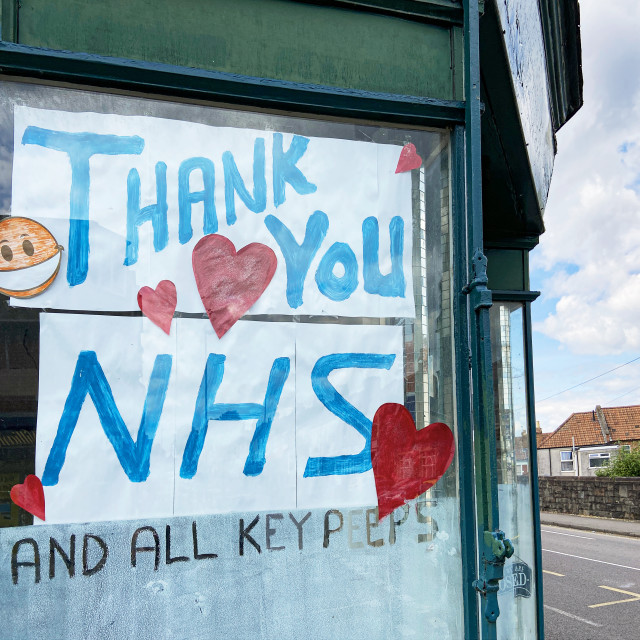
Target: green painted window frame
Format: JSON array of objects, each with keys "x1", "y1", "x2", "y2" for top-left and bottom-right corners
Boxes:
[
  {"x1": 492, "y1": 290, "x2": 544, "y2": 640},
  {"x1": 0, "y1": 39, "x2": 488, "y2": 639}
]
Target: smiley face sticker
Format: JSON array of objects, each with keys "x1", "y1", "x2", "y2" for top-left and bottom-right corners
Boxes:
[{"x1": 0, "y1": 217, "x2": 63, "y2": 298}]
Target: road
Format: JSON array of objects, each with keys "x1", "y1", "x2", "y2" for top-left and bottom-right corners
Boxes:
[{"x1": 542, "y1": 525, "x2": 640, "y2": 640}]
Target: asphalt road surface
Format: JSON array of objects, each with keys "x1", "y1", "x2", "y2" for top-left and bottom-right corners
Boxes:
[{"x1": 542, "y1": 525, "x2": 640, "y2": 640}]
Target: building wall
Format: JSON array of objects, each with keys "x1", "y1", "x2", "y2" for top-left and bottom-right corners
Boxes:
[
  {"x1": 539, "y1": 476, "x2": 640, "y2": 521},
  {"x1": 547, "y1": 448, "x2": 571, "y2": 476},
  {"x1": 537, "y1": 447, "x2": 551, "y2": 476},
  {"x1": 539, "y1": 443, "x2": 640, "y2": 476},
  {"x1": 3, "y1": 0, "x2": 463, "y2": 100},
  {"x1": 577, "y1": 447, "x2": 613, "y2": 477}
]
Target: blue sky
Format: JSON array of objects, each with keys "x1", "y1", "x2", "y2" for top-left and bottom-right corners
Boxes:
[{"x1": 531, "y1": 1, "x2": 640, "y2": 431}]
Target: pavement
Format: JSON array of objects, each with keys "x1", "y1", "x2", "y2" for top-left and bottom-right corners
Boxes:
[{"x1": 540, "y1": 511, "x2": 640, "y2": 538}]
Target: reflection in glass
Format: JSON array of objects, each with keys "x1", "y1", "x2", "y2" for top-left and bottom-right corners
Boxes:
[{"x1": 491, "y1": 302, "x2": 537, "y2": 639}]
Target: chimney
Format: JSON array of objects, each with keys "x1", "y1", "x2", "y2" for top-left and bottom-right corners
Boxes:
[
  {"x1": 595, "y1": 405, "x2": 611, "y2": 443},
  {"x1": 535, "y1": 420, "x2": 543, "y2": 441},
  {"x1": 535, "y1": 421, "x2": 546, "y2": 448}
]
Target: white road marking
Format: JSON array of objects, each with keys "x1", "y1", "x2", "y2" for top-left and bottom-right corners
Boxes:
[
  {"x1": 543, "y1": 605, "x2": 602, "y2": 627},
  {"x1": 541, "y1": 529, "x2": 594, "y2": 540},
  {"x1": 542, "y1": 549, "x2": 640, "y2": 572}
]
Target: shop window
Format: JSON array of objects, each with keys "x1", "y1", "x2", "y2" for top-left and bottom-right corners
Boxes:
[
  {"x1": 0, "y1": 78, "x2": 464, "y2": 638},
  {"x1": 560, "y1": 451, "x2": 574, "y2": 472},
  {"x1": 490, "y1": 301, "x2": 537, "y2": 639}
]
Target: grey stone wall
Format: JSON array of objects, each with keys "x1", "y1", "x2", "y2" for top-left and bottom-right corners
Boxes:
[{"x1": 538, "y1": 476, "x2": 640, "y2": 521}]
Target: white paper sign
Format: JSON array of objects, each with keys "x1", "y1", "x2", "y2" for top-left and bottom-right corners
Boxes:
[
  {"x1": 36, "y1": 314, "x2": 403, "y2": 524},
  {"x1": 10, "y1": 106, "x2": 414, "y2": 318},
  {"x1": 295, "y1": 323, "x2": 405, "y2": 510}
]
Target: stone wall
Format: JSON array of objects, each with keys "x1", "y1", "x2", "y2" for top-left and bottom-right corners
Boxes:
[{"x1": 538, "y1": 476, "x2": 640, "y2": 521}]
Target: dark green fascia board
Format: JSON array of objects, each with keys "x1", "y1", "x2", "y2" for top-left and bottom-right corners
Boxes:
[
  {"x1": 294, "y1": 0, "x2": 463, "y2": 26},
  {"x1": 486, "y1": 248, "x2": 527, "y2": 291},
  {"x1": 484, "y1": 237, "x2": 539, "y2": 251},
  {"x1": 491, "y1": 290, "x2": 540, "y2": 302},
  {"x1": 538, "y1": 0, "x2": 583, "y2": 132},
  {"x1": 0, "y1": 42, "x2": 465, "y2": 127},
  {"x1": 1, "y1": 0, "x2": 19, "y2": 43}
]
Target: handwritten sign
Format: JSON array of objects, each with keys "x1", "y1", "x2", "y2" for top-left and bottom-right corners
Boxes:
[
  {"x1": 11, "y1": 107, "x2": 414, "y2": 318},
  {"x1": 34, "y1": 295, "x2": 404, "y2": 525},
  {"x1": 0, "y1": 502, "x2": 463, "y2": 639},
  {"x1": 5, "y1": 106, "x2": 430, "y2": 528}
]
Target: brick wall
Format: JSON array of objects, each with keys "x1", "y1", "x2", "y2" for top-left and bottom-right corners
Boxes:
[{"x1": 538, "y1": 476, "x2": 640, "y2": 521}]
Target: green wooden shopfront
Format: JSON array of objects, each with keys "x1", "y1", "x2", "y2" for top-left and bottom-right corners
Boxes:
[{"x1": 0, "y1": 1, "x2": 582, "y2": 638}]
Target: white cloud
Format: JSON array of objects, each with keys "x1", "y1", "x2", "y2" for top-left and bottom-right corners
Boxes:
[
  {"x1": 532, "y1": 0, "x2": 640, "y2": 355},
  {"x1": 529, "y1": 1, "x2": 640, "y2": 428}
]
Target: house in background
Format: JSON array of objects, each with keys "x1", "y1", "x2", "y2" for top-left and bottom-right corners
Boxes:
[{"x1": 537, "y1": 405, "x2": 640, "y2": 476}]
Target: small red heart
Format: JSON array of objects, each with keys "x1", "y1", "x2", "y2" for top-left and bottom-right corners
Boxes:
[
  {"x1": 137, "y1": 280, "x2": 177, "y2": 335},
  {"x1": 371, "y1": 403, "x2": 454, "y2": 519},
  {"x1": 395, "y1": 143, "x2": 423, "y2": 173},
  {"x1": 193, "y1": 234, "x2": 277, "y2": 338},
  {"x1": 10, "y1": 475, "x2": 45, "y2": 521}
]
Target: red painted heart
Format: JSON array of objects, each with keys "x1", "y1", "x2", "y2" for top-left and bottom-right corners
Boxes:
[
  {"x1": 192, "y1": 234, "x2": 277, "y2": 338},
  {"x1": 10, "y1": 474, "x2": 45, "y2": 521},
  {"x1": 395, "y1": 143, "x2": 423, "y2": 173},
  {"x1": 371, "y1": 403, "x2": 454, "y2": 519},
  {"x1": 137, "y1": 280, "x2": 177, "y2": 335}
]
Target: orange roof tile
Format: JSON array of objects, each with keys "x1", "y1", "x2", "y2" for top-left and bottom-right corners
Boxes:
[{"x1": 537, "y1": 404, "x2": 640, "y2": 449}]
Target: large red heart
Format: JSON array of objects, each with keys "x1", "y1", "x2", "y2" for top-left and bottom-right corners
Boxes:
[
  {"x1": 137, "y1": 280, "x2": 177, "y2": 335},
  {"x1": 192, "y1": 234, "x2": 277, "y2": 338},
  {"x1": 10, "y1": 475, "x2": 45, "y2": 521},
  {"x1": 395, "y1": 143, "x2": 423, "y2": 173},
  {"x1": 371, "y1": 403, "x2": 454, "y2": 519}
]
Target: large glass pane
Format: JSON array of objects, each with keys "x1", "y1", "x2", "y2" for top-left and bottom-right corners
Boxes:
[
  {"x1": 0, "y1": 80, "x2": 462, "y2": 638},
  {"x1": 491, "y1": 302, "x2": 538, "y2": 638}
]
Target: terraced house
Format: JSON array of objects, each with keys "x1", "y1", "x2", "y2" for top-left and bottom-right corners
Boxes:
[{"x1": 538, "y1": 405, "x2": 640, "y2": 477}]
